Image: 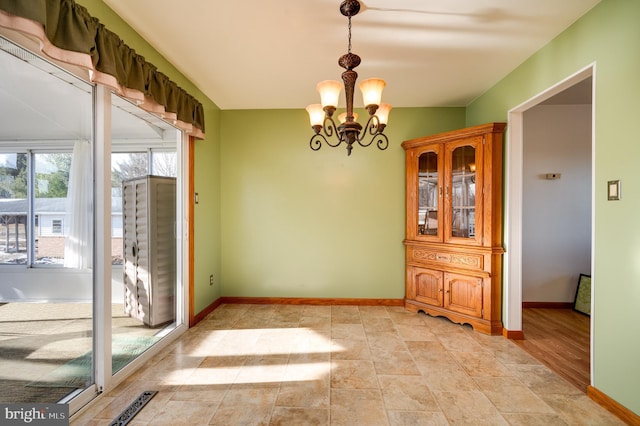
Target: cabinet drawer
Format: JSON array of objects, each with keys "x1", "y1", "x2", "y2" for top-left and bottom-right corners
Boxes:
[{"x1": 409, "y1": 247, "x2": 483, "y2": 270}]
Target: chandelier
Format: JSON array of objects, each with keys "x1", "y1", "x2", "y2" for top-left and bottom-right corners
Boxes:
[{"x1": 306, "y1": 0, "x2": 391, "y2": 156}]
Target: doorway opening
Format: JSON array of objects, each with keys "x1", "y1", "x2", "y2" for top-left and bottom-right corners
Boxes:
[{"x1": 505, "y1": 64, "x2": 595, "y2": 391}]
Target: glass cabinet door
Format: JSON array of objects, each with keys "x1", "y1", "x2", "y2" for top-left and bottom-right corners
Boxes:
[
  {"x1": 417, "y1": 149, "x2": 441, "y2": 238},
  {"x1": 446, "y1": 139, "x2": 482, "y2": 243}
]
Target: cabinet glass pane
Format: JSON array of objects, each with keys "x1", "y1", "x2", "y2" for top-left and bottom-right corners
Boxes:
[
  {"x1": 451, "y1": 146, "x2": 476, "y2": 238},
  {"x1": 418, "y1": 151, "x2": 438, "y2": 235}
]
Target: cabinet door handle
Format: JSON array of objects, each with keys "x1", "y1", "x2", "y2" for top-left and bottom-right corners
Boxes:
[
  {"x1": 445, "y1": 185, "x2": 449, "y2": 198},
  {"x1": 439, "y1": 186, "x2": 443, "y2": 197}
]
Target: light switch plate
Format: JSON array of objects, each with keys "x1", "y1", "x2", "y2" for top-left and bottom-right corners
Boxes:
[{"x1": 608, "y1": 180, "x2": 620, "y2": 200}]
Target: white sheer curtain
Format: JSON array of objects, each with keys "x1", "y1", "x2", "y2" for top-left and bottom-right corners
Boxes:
[{"x1": 64, "y1": 140, "x2": 92, "y2": 269}]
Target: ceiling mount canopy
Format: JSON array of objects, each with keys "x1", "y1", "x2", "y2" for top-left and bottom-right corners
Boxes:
[{"x1": 306, "y1": 0, "x2": 391, "y2": 156}]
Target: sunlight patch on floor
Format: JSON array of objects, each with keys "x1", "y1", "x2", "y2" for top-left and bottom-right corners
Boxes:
[{"x1": 160, "y1": 327, "x2": 343, "y2": 386}]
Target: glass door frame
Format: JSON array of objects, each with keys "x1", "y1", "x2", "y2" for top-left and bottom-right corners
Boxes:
[
  {"x1": 68, "y1": 85, "x2": 190, "y2": 415},
  {"x1": 408, "y1": 143, "x2": 444, "y2": 242},
  {"x1": 0, "y1": 30, "x2": 191, "y2": 415},
  {"x1": 444, "y1": 137, "x2": 484, "y2": 246}
]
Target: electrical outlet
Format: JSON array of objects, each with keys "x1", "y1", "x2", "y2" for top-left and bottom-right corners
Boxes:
[{"x1": 209, "y1": 274, "x2": 214, "y2": 286}]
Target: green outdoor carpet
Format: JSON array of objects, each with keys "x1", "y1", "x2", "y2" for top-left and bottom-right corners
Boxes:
[{"x1": 27, "y1": 335, "x2": 160, "y2": 389}]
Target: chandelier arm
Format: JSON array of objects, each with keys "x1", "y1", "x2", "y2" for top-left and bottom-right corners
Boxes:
[
  {"x1": 374, "y1": 133, "x2": 390, "y2": 151},
  {"x1": 322, "y1": 116, "x2": 343, "y2": 147},
  {"x1": 355, "y1": 115, "x2": 379, "y2": 147},
  {"x1": 310, "y1": 116, "x2": 345, "y2": 151},
  {"x1": 355, "y1": 132, "x2": 389, "y2": 150},
  {"x1": 354, "y1": 115, "x2": 389, "y2": 150},
  {"x1": 310, "y1": 133, "x2": 330, "y2": 151},
  {"x1": 367, "y1": 114, "x2": 382, "y2": 136}
]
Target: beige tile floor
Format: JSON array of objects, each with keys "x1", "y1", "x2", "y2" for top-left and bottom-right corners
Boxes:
[{"x1": 71, "y1": 304, "x2": 624, "y2": 425}]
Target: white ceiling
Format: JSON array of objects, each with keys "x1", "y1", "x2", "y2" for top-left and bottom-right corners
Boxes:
[{"x1": 103, "y1": 0, "x2": 601, "y2": 111}]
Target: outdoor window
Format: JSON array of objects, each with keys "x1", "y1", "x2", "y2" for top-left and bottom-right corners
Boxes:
[
  {"x1": 51, "y1": 219, "x2": 63, "y2": 235},
  {"x1": 0, "y1": 150, "x2": 89, "y2": 267},
  {"x1": 0, "y1": 153, "x2": 28, "y2": 265}
]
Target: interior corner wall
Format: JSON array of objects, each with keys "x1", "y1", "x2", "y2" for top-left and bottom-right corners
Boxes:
[
  {"x1": 192, "y1": 106, "x2": 222, "y2": 314},
  {"x1": 522, "y1": 104, "x2": 592, "y2": 302},
  {"x1": 466, "y1": 0, "x2": 640, "y2": 415},
  {"x1": 78, "y1": 0, "x2": 224, "y2": 314}
]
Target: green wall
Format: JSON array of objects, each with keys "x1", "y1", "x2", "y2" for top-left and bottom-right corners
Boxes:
[
  {"x1": 467, "y1": 0, "x2": 640, "y2": 415},
  {"x1": 192, "y1": 116, "x2": 222, "y2": 314},
  {"x1": 220, "y1": 107, "x2": 464, "y2": 298},
  {"x1": 79, "y1": 0, "x2": 224, "y2": 314}
]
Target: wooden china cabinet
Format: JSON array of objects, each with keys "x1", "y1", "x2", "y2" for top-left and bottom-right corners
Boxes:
[{"x1": 402, "y1": 122, "x2": 506, "y2": 335}]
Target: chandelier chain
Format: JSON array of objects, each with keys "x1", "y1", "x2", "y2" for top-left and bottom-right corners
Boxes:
[{"x1": 347, "y1": 16, "x2": 352, "y2": 54}]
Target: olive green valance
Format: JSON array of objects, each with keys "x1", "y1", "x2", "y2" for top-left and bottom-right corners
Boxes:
[{"x1": 0, "y1": 0, "x2": 205, "y2": 138}]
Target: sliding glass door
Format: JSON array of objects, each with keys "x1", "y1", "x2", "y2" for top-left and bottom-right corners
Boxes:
[
  {"x1": 109, "y1": 93, "x2": 182, "y2": 376},
  {"x1": 0, "y1": 36, "x2": 95, "y2": 404},
  {"x1": 0, "y1": 34, "x2": 187, "y2": 414}
]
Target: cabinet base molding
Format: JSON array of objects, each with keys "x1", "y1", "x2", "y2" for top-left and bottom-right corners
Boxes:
[
  {"x1": 405, "y1": 299, "x2": 503, "y2": 335},
  {"x1": 587, "y1": 385, "x2": 640, "y2": 425}
]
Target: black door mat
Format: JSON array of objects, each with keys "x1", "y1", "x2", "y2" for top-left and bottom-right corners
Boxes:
[{"x1": 110, "y1": 390, "x2": 158, "y2": 426}]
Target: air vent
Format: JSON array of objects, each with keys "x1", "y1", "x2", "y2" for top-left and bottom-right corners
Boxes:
[{"x1": 109, "y1": 390, "x2": 158, "y2": 426}]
